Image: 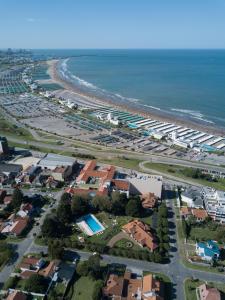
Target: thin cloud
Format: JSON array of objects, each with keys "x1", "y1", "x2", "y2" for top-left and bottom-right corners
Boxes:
[{"x1": 27, "y1": 18, "x2": 36, "y2": 22}]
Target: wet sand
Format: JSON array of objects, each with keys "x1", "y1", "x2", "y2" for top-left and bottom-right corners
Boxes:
[{"x1": 47, "y1": 59, "x2": 225, "y2": 136}]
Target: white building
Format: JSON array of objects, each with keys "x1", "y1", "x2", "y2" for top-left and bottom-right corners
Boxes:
[
  {"x1": 107, "y1": 113, "x2": 120, "y2": 126},
  {"x1": 202, "y1": 187, "x2": 225, "y2": 223}
]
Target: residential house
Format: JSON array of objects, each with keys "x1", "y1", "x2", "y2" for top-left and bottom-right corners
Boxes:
[
  {"x1": 17, "y1": 203, "x2": 34, "y2": 218},
  {"x1": 111, "y1": 179, "x2": 130, "y2": 197},
  {"x1": 198, "y1": 283, "x2": 221, "y2": 300},
  {"x1": 191, "y1": 209, "x2": 208, "y2": 222},
  {"x1": 141, "y1": 193, "x2": 158, "y2": 209},
  {"x1": 180, "y1": 207, "x2": 208, "y2": 222},
  {"x1": 19, "y1": 256, "x2": 60, "y2": 280},
  {"x1": 102, "y1": 271, "x2": 164, "y2": 300},
  {"x1": 1, "y1": 217, "x2": 29, "y2": 237},
  {"x1": 196, "y1": 240, "x2": 221, "y2": 262},
  {"x1": 122, "y1": 220, "x2": 158, "y2": 252}
]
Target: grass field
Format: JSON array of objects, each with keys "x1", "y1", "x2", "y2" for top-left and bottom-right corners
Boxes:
[
  {"x1": 71, "y1": 276, "x2": 96, "y2": 300},
  {"x1": 144, "y1": 162, "x2": 225, "y2": 190},
  {"x1": 99, "y1": 157, "x2": 141, "y2": 171},
  {"x1": 0, "y1": 115, "x2": 33, "y2": 141}
]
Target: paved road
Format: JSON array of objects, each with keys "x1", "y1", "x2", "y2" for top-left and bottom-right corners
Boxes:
[
  {"x1": 0, "y1": 190, "x2": 64, "y2": 289},
  {"x1": 6, "y1": 135, "x2": 225, "y2": 174}
]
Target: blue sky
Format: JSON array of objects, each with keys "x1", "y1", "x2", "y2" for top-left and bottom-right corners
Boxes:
[{"x1": 0, "y1": 0, "x2": 225, "y2": 49}]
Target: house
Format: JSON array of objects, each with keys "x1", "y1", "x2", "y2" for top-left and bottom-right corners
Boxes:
[
  {"x1": 111, "y1": 179, "x2": 130, "y2": 197},
  {"x1": 180, "y1": 207, "x2": 208, "y2": 222},
  {"x1": 122, "y1": 220, "x2": 158, "y2": 252},
  {"x1": 19, "y1": 256, "x2": 59, "y2": 280},
  {"x1": 191, "y1": 209, "x2": 208, "y2": 221},
  {"x1": 196, "y1": 240, "x2": 221, "y2": 262},
  {"x1": 198, "y1": 283, "x2": 221, "y2": 300},
  {"x1": 52, "y1": 165, "x2": 73, "y2": 182},
  {"x1": 102, "y1": 271, "x2": 164, "y2": 300},
  {"x1": 180, "y1": 207, "x2": 192, "y2": 219},
  {"x1": 6, "y1": 290, "x2": 27, "y2": 300},
  {"x1": 141, "y1": 193, "x2": 158, "y2": 209},
  {"x1": 17, "y1": 203, "x2": 34, "y2": 218},
  {"x1": 1, "y1": 217, "x2": 29, "y2": 237}
]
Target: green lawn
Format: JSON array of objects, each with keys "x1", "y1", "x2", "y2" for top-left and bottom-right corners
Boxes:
[
  {"x1": 184, "y1": 278, "x2": 203, "y2": 300},
  {"x1": 144, "y1": 162, "x2": 225, "y2": 190},
  {"x1": 0, "y1": 115, "x2": 34, "y2": 141},
  {"x1": 184, "y1": 279, "x2": 225, "y2": 300},
  {"x1": 99, "y1": 157, "x2": 142, "y2": 171},
  {"x1": 114, "y1": 238, "x2": 141, "y2": 251},
  {"x1": 189, "y1": 227, "x2": 216, "y2": 241},
  {"x1": 72, "y1": 276, "x2": 96, "y2": 300}
]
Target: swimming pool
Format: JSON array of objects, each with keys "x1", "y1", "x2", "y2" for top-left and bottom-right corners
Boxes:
[{"x1": 78, "y1": 214, "x2": 105, "y2": 235}]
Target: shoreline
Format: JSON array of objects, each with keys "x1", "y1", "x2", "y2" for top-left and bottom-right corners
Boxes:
[{"x1": 47, "y1": 59, "x2": 225, "y2": 136}]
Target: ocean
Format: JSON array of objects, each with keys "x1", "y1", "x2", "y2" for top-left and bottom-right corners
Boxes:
[{"x1": 33, "y1": 49, "x2": 225, "y2": 130}]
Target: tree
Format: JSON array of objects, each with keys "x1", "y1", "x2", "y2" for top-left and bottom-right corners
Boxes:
[
  {"x1": 111, "y1": 192, "x2": 128, "y2": 215},
  {"x1": 0, "y1": 190, "x2": 6, "y2": 204},
  {"x1": 11, "y1": 188, "x2": 23, "y2": 209},
  {"x1": 76, "y1": 261, "x2": 89, "y2": 277},
  {"x1": 92, "y1": 280, "x2": 104, "y2": 300},
  {"x1": 152, "y1": 251, "x2": 163, "y2": 263},
  {"x1": 48, "y1": 240, "x2": 64, "y2": 259},
  {"x1": 87, "y1": 254, "x2": 101, "y2": 279},
  {"x1": 92, "y1": 195, "x2": 112, "y2": 212},
  {"x1": 57, "y1": 201, "x2": 72, "y2": 224},
  {"x1": 41, "y1": 215, "x2": 62, "y2": 238},
  {"x1": 24, "y1": 274, "x2": 47, "y2": 293},
  {"x1": 60, "y1": 192, "x2": 71, "y2": 203},
  {"x1": 71, "y1": 195, "x2": 88, "y2": 217},
  {"x1": 125, "y1": 197, "x2": 142, "y2": 217}
]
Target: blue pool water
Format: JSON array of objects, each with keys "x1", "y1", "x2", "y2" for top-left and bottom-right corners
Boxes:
[{"x1": 83, "y1": 214, "x2": 103, "y2": 233}]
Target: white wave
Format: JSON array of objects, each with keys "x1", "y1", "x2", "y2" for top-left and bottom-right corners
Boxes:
[
  {"x1": 127, "y1": 97, "x2": 140, "y2": 103},
  {"x1": 142, "y1": 104, "x2": 161, "y2": 111},
  {"x1": 171, "y1": 108, "x2": 214, "y2": 124},
  {"x1": 170, "y1": 108, "x2": 204, "y2": 118},
  {"x1": 70, "y1": 74, "x2": 98, "y2": 89},
  {"x1": 59, "y1": 59, "x2": 98, "y2": 90},
  {"x1": 192, "y1": 116, "x2": 215, "y2": 124}
]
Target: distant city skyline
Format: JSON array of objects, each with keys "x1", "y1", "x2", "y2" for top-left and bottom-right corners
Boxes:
[{"x1": 0, "y1": 0, "x2": 225, "y2": 49}]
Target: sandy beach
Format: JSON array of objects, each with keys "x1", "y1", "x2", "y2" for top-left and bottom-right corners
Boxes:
[{"x1": 47, "y1": 59, "x2": 225, "y2": 136}]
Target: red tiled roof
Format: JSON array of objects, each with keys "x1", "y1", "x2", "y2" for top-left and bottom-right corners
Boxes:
[
  {"x1": 11, "y1": 218, "x2": 29, "y2": 235},
  {"x1": 122, "y1": 220, "x2": 157, "y2": 251},
  {"x1": 111, "y1": 179, "x2": 130, "y2": 191},
  {"x1": 6, "y1": 291, "x2": 27, "y2": 300},
  {"x1": 191, "y1": 209, "x2": 208, "y2": 220}
]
